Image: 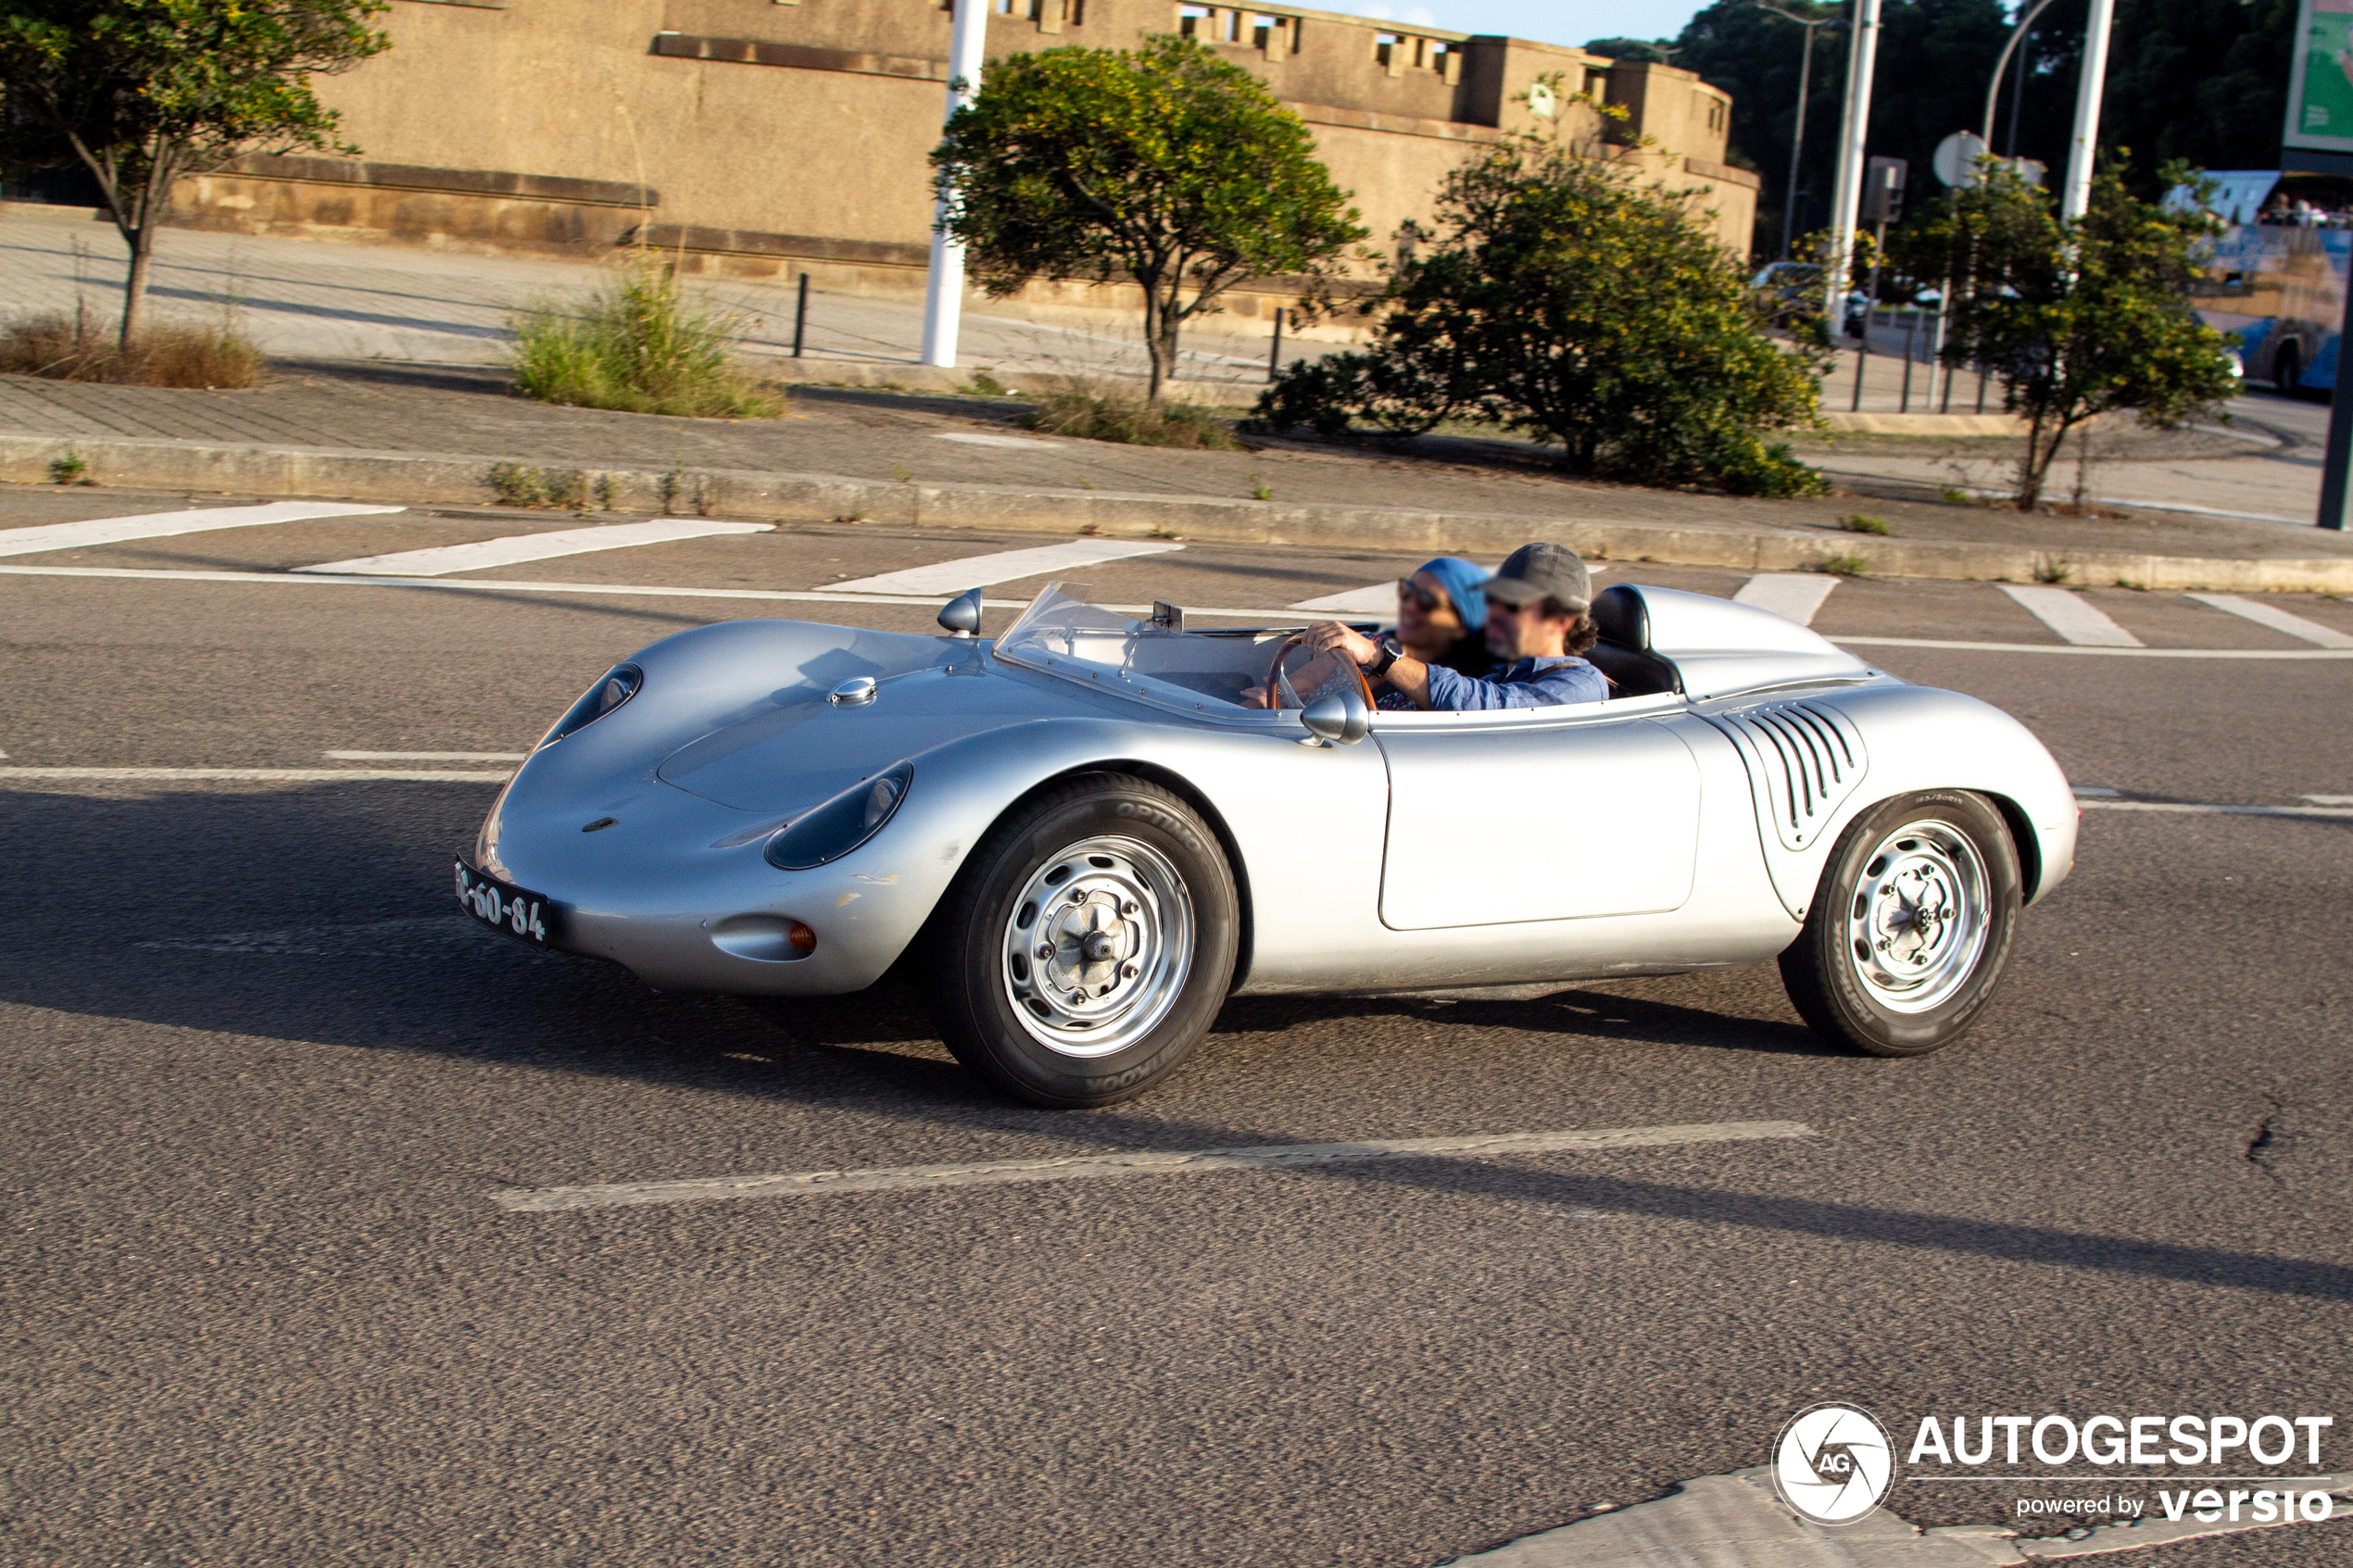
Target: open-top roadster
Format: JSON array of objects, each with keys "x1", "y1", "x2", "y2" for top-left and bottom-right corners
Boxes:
[{"x1": 459, "y1": 580, "x2": 2076, "y2": 1106}]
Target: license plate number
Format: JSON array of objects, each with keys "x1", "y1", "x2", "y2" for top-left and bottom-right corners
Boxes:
[{"x1": 456, "y1": 860, "x2": 555, "y2": 944}]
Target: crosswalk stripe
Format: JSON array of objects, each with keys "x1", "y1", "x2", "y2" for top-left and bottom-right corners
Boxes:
[
  {"x1": 0, "y1": 500, "x2": 403, "y2": 559},
  {"x1": 2185, "y1": 593, "x2": 2353, "y2": 649},
  {"x1": 826, "y1": 538, "x2": 1183, "y2": 596},
  {"x1": 1996, "y1": 584, "x2": 2144, "y2": 647},
  {"x1": 1732, "y1": 573, "x2": 1840, "y2": 626},
  {"x1": 297, "y1": 518, "x2": 768, "y2": 577}
]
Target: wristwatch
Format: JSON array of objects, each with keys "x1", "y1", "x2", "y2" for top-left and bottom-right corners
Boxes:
[{"x1": 1365, "y1": 637, "x2": 1401, "y2": 678}]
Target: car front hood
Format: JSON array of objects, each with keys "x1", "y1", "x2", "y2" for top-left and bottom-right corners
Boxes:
[{"x1": 654, "y1": 659, "x2": 1069, "y2": 812}]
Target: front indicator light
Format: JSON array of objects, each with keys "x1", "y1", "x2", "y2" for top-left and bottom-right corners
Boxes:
[
  {"x1": 764, "y1": 761, "x2": 913, "y2": 871},
  {"x1": 788, "y1": 922, "x2": 818, "y2": 954}
]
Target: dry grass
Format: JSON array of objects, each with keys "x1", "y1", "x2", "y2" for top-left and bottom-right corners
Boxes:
[
  {"x1": 1026, "y1": 382, "x2": 1243, "y2": 450},
  {"x1": 0, "y1": 310, "x2": 265, "y2": 388}
]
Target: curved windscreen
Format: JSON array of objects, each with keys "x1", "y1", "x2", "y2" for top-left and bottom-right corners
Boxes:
[{"x1": 992, "y1": 583, "x2": 1305, "y2": 714}]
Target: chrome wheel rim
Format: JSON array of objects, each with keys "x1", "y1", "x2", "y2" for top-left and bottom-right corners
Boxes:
[
  {"x1": 1844, "y1": 820, "x2": 1991, "y2": 1014},
  {"x1": 1001, "y1": 835, "x2": 1194, "y2": 1059}
]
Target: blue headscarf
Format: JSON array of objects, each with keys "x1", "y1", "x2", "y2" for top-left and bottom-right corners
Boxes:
[{"x1": 1416, "y1": 556, "x2": 1489, "y2": 633}]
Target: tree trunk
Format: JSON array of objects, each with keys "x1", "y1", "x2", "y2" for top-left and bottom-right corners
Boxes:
[
  {"x1": 118, "y1": 148, "x2": 174, "y2": 352},
  {"x1": 2015, "y1": 411, "x2": 2074, "y2": 512},
  {"x1": 1139, "y1": 277, "x2": 1168, "y2": 407}
]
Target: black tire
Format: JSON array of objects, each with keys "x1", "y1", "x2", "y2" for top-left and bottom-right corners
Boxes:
[
  {"x1": 2276, "y1": 342, "x2": 2303, "y2": 398},
  {"x1": 1778, "y1": 790, "x2": 2020, "y2": 1059},
  {"x1": 925, "y1": 773, "x2": 1239, "y2": 1107}
]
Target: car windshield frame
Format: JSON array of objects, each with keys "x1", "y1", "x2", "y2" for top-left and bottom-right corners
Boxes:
[{"x1": 990, "y1": 582, "x2": 1319, "y2": 722}]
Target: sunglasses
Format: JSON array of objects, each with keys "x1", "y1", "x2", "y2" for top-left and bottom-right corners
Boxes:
[{"x1": 1396, "y1": 578, "x2": 1449, "y2": 612}]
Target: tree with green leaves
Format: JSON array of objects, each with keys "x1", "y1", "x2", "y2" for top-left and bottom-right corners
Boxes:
[
  {"x1": 930, "y1": 35, "x2": 1364, "y2": 404},
  {"x1": 1258, "y1": 125, "x2": 1827, "y2": 496},
  {"x1": 0, "y1": 0, "x2": 390, "y2": 346},
  {"x1": 1895, "y1": 161, "x2": 2238, "y2": 511}
]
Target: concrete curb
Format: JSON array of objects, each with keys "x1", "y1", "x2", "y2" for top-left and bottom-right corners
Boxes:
[{"x1": 9, "y1": 432, "x2": 2353, "y2": 593}]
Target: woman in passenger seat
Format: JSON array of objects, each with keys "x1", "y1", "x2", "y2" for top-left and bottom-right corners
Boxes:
[{"x1": 1376, "y1": 558, "x2": 1492, "y2": 709}]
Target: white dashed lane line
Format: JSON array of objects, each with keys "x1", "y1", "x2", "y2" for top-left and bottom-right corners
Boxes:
[
  {"x1": 1733, "y1": 573, "x2": 1840, "y2": 626},
  {"x1": 493, "y1": 1121, "x2": 1817, "y2": 1212},
  {"x1": 324, "y1": 750, "x2": 528, "y2": 761},
  {"x1": 297, "y1": 518, "x2": 770, "y2": 577},
  {"x1": 826, "y1": 538, "x2": 1184, "y2": 595},
  {"x1": 0, "y1": 500, "x2": 404, "y2": 558},
  {"x1": 1995, "y1": 584, "x2": 2145, "y2": 647},
  {"x1": 2186, "y1": 593, "x2": 2353, "y2": 648},
  {"x1": 1290, "y1": 582, "x2": 1403, "y2": 614}
]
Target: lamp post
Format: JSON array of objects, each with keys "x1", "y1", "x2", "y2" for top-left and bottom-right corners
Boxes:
[
  {"x1": 1980, "y1": 0, "x2": 2059, "y2": 153},
  {"x1": 1824, "y1": 0, "x2": 1884, "y2": 330},
  {"x1": 920, "y1": 0, "x2": 991, "y2": 368},
  {"x1": 1755, "y1": 3, "x2": 1841, "y2": 261},
  {"x1": 2058, "y1": 0, "x2": 2115, "y2": 221}
]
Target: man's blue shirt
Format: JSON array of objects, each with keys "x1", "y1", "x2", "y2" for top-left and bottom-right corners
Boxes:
[{"x1": 1423, "y1": 655, "x2": 1607, "y2": 711}]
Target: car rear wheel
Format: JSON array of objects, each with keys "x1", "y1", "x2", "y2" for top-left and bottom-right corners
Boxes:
[
  {"x1": 925, "y1": 774, "x2": 1239, "y2": 1107},
  {"x1": 1778, "y1": 790, "x2": 2020, "y2": 1059}
]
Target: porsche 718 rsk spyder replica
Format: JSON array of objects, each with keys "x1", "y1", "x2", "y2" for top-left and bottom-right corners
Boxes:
[{"x1": 458, "y1": 580, "x2": 2076, "y2": 1106}]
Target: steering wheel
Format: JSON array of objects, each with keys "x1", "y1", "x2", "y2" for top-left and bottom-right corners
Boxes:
[{"x1": 1265, "y1": 633, "x2": 1376, "y2": 712}]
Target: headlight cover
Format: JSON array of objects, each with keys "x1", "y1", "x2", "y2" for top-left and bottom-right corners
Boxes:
[
  {"x1": 765, "y1": 762, "x2": 913, "y2": 871},
  {"x1": 543, "y1": 663, "x2": 642, "y2": 746}
]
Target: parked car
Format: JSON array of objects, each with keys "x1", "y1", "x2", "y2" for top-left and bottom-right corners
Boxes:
[{"x1": 459, "y1": 582, "x2": 2078, "y2": 1107}]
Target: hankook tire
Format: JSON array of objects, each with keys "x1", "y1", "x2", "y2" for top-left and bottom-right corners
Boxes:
[
  {"x1": 1779, "y1": 789, "x2": 2020, "y2": 1058},
  {"x1": 925, "y1": 773, "x2": 1239, "y2": 1107}
]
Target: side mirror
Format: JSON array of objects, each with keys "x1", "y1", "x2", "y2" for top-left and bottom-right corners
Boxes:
[
  {"x1": 1298, "y1": 684, "x2": 1371, "y2": 747},
  {"x1": 937, "y1": 587, "x2": 983, "y2": 637}
]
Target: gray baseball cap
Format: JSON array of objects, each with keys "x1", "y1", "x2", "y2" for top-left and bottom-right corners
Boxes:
[{"x1": 1481, "y1": 542, "x2": 1592, "y2": 614}]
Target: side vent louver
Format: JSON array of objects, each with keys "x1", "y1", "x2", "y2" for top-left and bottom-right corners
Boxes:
[{"x1": 1711, "y1": 700, "x2": 1869, "y2": 851}]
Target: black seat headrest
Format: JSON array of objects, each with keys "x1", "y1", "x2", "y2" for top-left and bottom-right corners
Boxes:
[{"x1": 1592, "y1": 583, "x2": 1649, "y2": 650}]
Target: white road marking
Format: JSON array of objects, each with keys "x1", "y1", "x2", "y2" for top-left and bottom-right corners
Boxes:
[
  {"x1": 1290, "y1": 582, "x2": 1402, "y2": 614},
  {"x1": 325, "y1": 750, "x2": 527, "y2": 761},
  {"x1": 1831, "y1": 635, "x2": 2353, "y2": 659},
  {"x1": 2306, "y1": 794, "x2": 2353, "y2": 806},
  {"x1": 2186, "y1": 592, "x2": 2353, "y2": 648},
  {"x1": 825, "y1": 538, "x2": 1183, "y2": 595},
  {"x1": 0, "y1": 500, "x2": 404, "y2": 558},
  {"x1": 2079, "y1": 798, "x2": 2353, "y2": 821},
  {"x1": 8, "y1": 563, "x2": 2353, "y2": 651},
  {"x1": 1996, "y1": 584, "x2": 2145, "y2": 646},
  {"x1": 1732, "y1": 573, "x2": 1840, "y2": 626},
  {"x1": 297, "y1": 518, "x2": 769, "y2": 577},
  {"x1": 0, "y1": 767, "x2": 509, "y2": 782},
  {"x1": 493, "y1": 1120, "x2": 1816, "y2": 1212},
  {"x1": 930, "y1": 433, "x2": 1063, "y2": 449}
]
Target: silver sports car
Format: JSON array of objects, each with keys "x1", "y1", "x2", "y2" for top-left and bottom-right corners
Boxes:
[{"x1": 459, "y1": 580, "x2": 2076, "y2": 1106}]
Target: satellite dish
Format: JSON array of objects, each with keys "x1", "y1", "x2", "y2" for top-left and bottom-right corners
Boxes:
[{"x1": 1932, "y1": 131, "x2": 1988, "y2": 188}]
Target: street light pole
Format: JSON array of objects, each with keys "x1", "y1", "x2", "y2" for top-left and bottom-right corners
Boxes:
[
  {"x1": 2059, "y1": 0, "x2": 2116, "y2": 221},
  {"x1": 920, "y1": 0, "x2": 991, "y2": 368},
  {"x1": 1755, "y1": 3, "x2": 1839, "y2": 261},
  {"x1": 1980, "y1": 0, "x2": 2058, "y2": 150},
  {"x1": 1824, "y1": 0, "x2": 1883, "y2": 323}
]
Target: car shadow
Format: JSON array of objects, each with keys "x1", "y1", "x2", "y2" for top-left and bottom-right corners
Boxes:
[{"x1": 13, "y1": 781, "x2": 2351, "y2": 1305}]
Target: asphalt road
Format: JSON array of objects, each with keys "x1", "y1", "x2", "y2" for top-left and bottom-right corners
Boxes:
[{"x1": 3, "y1": 486, "x2": 2349, "y2": 1567}]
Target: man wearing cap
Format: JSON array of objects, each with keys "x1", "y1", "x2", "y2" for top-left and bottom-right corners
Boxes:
[{"x1": 1301, "y1": 542, "x2": 1607, "y2": 711}]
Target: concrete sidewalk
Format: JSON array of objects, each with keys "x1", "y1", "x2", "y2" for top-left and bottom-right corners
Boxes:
[{"x1": 6, "y1": 358, "x2": 2353, "y2": 590}]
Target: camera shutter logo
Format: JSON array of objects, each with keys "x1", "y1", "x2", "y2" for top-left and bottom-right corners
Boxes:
[{"x1": 1772, "y1": 1402, "x2": 1896, "y2": 1525}]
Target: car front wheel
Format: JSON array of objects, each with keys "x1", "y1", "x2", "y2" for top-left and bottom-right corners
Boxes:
[
  {"x1": 925, "y1": 774, "x2": 1239, "y2": 1107},
  {"x1": 1779, "y1": 790, "x2": 2020, "y2": 1058}
]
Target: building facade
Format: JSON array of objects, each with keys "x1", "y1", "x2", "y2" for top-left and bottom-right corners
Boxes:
[{"x1": 165, "y1": 0, "x2": 1757, "y2": 320}]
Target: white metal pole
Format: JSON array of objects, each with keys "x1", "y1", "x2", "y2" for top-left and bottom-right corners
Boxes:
[
  {"x1": 2059, "y1": 0, "x2": 2115, "y2": 222},
  {"x1": 1824, "y1": 0, "x2": 1881, "y2": 330},
  {"x1": 920, "y1": 0, "x2": 991, "y2": 367}
]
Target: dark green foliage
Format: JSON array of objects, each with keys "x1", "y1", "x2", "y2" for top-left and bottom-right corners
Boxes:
[
  {"x1": 0, "y1": 0, "x2": 391, "y2": 344},
  {"x1": 1897, "y1": 162, "x2": 2239, "y2": 510},
  {"x1": 1257, "y1": 135, "x2": 1827, "y2": 497},
  {"x1": 930, "y1": 36, "x2": 1364, "y2": 404}
]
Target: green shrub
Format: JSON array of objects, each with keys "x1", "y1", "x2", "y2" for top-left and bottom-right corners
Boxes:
[
  {"x1": 1026, "y1": 383, "x2": 1241, "y2": 449},
  {"x1": 1841, "y1": 513, "x2": 1892, "y2": 535},
  {"x1": 1816, "y1": 554, "x2": 1869, "y2": 576},
  {"x1": 509, "y1": 255, "x2": 783, "y2": 419}
]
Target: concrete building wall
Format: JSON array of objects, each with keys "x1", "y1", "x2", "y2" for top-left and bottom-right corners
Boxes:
[{"x1": 162, "y1": 0, "x2": 1757, "y2": 318}]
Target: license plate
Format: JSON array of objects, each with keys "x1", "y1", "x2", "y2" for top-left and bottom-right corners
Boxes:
[{"x1": 455, "y1": 859, "x2": 557, "y2": 945}]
